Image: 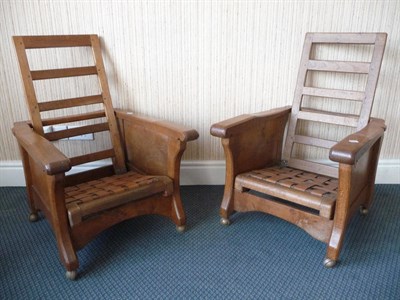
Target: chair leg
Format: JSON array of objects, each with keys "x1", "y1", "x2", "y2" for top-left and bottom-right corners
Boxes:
[
  {"x1": 325, "y1": 218, "x2": 349, "y2": 268},
  {"x1": 171, "y1": 192, "x2": 186, "y2": 232},
  {"x1": 360, "y1": 139, "x2": 382, "y2": 216},
  {"x1": 19, "y1": 146, "x2": 40, "y2": 222},
  {"x1": 50, "y1": 177, "x2": 79, "y2": 279},
  {"x1": 26, "y1": 190, "x2": 40, "y2": 222},
  {"x1": 325, "y1": 206, "x2": 352, "y2": 268},
  {"x1": 54, "y1": 230, "x2": 79, "y2": 280},
  {"x1": 26, "y1": 188, "x2": 40, "y2": 222},
  {"x1": 324, "y1": 164, "x2": 353, "y2": 268},
  {"x1": 325, "y1": 221, "x2": 347, "y2": 268},
  {"x1": 219, "y1": 183, "x2": 235, "y2": 225},
  {"x1": 360, "y1": 181, "x2": 377, "y2": 216}
]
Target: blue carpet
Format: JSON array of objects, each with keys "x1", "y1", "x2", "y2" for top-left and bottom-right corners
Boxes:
[{"x1": 1, "y1": 185, "x2": 399, "y2": 299}]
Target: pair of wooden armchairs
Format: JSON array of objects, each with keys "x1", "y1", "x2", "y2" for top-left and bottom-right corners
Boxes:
[{"x1": 12, "y1": 33, "x2": 386, "y2": 280}]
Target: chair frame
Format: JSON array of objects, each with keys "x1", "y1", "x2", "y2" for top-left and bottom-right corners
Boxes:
[
  {"x1": 211, "y1": 32, "x2": 387, "y2": 267},
  {"x1": 12, "y1": 35, "x2": 198, "y2": 279}
]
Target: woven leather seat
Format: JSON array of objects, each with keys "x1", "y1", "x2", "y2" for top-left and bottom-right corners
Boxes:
[
  {"x1": 65, "y1": 172, "x2": 173, "y2": 226},
  {"x1": 235, "y1": 166, "x2": 337, "y2": 219}
]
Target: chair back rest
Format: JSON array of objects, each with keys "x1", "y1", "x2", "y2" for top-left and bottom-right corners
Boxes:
[
  {"x1": 282, "y1": 33, "x2": 387, "y2": 178},
  {"x1": 13, "y1": 35, "x2": 127, "y2": 175}
]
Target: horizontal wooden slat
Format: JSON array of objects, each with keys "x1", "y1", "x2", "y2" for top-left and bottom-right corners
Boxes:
[
  {"x1": 302, "y1": 87, "x2": 365, "y2": 101},
  {"x1": 69, "y1": 149, "x2": 115, "y2": 166},
  {"x1": 31, "y1": 66, "x2": 97, "y2": 80},
  {"x1": 18, "y1": 35, "x2": 93, "y2": 49},
  {"x1": 293, "y1": 135, "x2": 337, "y2": 149},
  {"x1": 298, "y1": 109, "x2": 359, "y2": 127},
  {"x1": 288, "y1": 158, "x2": 338, "y2": 178},
  {"x1": 307, "y1": 60, "x2": 370, "y2": 74},
  {"x1": 42, "y1": 110, "x2": 106, "y2": 126},
  {"x1": 38, "y1": 95, "x2": 104, "y2": 111},
  {"x1": 45, "y1": 122, "x2": 109, "y2": 141},
  {"x1": 309, "y1": 33, "x2": 378, "y2": 44}
]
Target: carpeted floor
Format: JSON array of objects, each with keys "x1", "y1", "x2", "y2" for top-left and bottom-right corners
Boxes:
[{"x1": 1, "y1": 185, "x2": 399, "y2": 299}]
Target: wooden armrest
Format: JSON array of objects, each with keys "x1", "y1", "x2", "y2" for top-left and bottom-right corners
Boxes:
[
  {"x1": 115, "y1": 109, "x2": 199, "y2": 142},
  {"x1": 210, "y1": 106, "x2": 291, "y2": 175},
  {"x1": 329, "y1": 118, "x2": 386, "y2": 165},
  {"x1": 210, "y1": 106, "x2": 292, "y2": 138},
  {"x1": 12, "y1": 122, "x2": 71, "y2": 175},
  {"x1": 115, "y1": 109, "x2": 198, "y2": 177}
]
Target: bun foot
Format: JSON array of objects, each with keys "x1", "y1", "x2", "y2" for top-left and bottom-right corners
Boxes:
[
  {"x1": 66, "y1": 270, "x2": 77, "y2": 280},
  {"x1": 359, "y1": 206, "x2": 369, "y2": 216},
  {"x1": 220, "y1": 217, "x2": 230, "y2": 226},
  {"x1": 176, "y1": 225, "x2": 186, "y2": 233},
  {"x1": 323, "y1": 258, "x2": 337, "y2": 268},
  {"x1": 29, "y1": 213, "x2": 39, "y2": 222}
]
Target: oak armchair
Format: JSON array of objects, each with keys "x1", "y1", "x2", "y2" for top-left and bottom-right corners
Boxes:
[
  {"x1": 12, "y1": 35, "x2": 198, "y2": 279},
  {"x1": 211, "y1": 33, "x2": 387, "y2": 267}
]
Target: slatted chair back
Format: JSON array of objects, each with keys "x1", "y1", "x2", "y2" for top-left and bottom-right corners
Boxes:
[
  {"x1": 282, "y1": 33, "x2": 387, "y2": 178},
  {"x1": 13, "y1": 35, "x2": 127, "y2": 177}
]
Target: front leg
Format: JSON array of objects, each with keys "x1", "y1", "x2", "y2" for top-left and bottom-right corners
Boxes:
[
  {"x1": 325, "y1": 164, "x2": 352, "y2": 268},
  {"x1": 168, "y1": 140, "x2": 188, "y2": 231},
  {"x1": 18, "y1": 145, "x2": 39, "y2": 222},
  {"x1": 49, "y1": 174, "x2": 79, "y2": 279},
  {"x1": 360, "y1": 136, "x2": 383, "y2": 214},
  {"x1": 219, "y1": 139, "x2": 237, "y2": 225}
]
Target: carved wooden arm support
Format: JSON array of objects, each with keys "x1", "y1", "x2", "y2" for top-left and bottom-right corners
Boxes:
[
  {"x1": 210, "y1": 106, "x2": 291, "y2": 175},
  {"x1": 329, "y1": 118, "x2": 386, "y2": 165},
  {"x1": 327, "y1": 118, "x2": 386, "y2": 256},
  {"x1": 12, "y1": 122, "x2": 71, "y2": 175},
  {"x1": 115, "y1": 110, "x2": 199, "y2": 179}
]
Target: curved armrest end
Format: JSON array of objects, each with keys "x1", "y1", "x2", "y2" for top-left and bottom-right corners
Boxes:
[
  {"x1": 329, "y1": 118, "x2": 386, "y2": 165},
  {"x1": 12, "y1": 121, "x2": 71, "y2": 175},
  {"x1": 115, "y1": 110, "x2": 199, "y2": 142},
  {"x1": 45, "y1": 160, "x2": 72, "y2": 175},
  {"x1": 210, "y1": 114, "x2": 252, "y2": 138},
  {"x1": 210, "y1": 106, "x2": 291, "y2": 138}
]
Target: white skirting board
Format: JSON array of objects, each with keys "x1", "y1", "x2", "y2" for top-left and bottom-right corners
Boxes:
[{"x1": 0, "y1": 159, "x2": 399, "y2": 186}]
